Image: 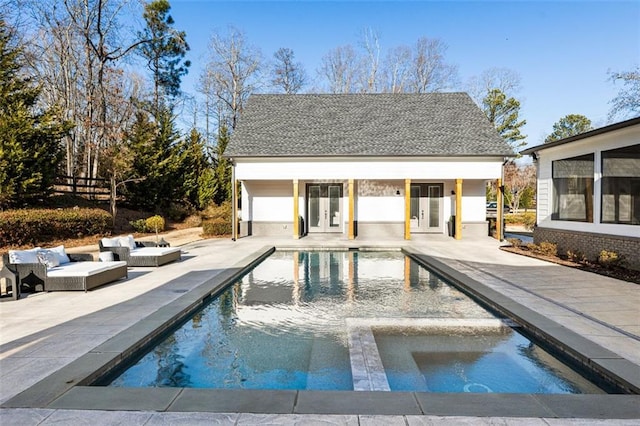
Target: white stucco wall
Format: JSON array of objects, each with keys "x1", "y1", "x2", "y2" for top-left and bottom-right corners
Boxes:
[
  {"x1": 234, "y1": 157, "x2": 503, "y2": 181},
  {"x1": 242, "y1": 181, "x2": 293, "y2": 222},
  {"x1": 460, "y1": 179, "x2": 488, "y2": 222},
  {"x1": 356, "y1": 180, "x2": 404, "y2": 222},
  {"x1": 532, "y1": 123, "x2": 639, "y2": 238},
  {"x1": 241, "y1": 178, "x2": 489, "y2": 226}
]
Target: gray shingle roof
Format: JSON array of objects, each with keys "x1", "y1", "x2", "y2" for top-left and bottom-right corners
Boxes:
[{"x1": 226, "y1": 93, "x2": 514, "y2": 157}]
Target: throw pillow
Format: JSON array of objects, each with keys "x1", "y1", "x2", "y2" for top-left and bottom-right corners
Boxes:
[
  {"x1": 37, "y1": 249, "x2": 60, "y2": 268},
  {"x1": 50, "y1": 245, "x2": 71, "y2": 264},
  {"x1": 127, "y1": 235, "x2": 137, "y2": 250},
  {"x1": 101, "y1": 237, "x2": 119, "y2": 248},
  {"x1": 8, "y1": 247, "x2": 41, "y2": 264},
  {"x1": 117, "y1": 236, "x2": 131, "y2": 250}
]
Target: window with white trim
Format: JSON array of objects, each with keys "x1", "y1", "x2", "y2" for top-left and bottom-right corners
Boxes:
[
  {"x1": 601, "y1": 144, "x2": 640, "y2": 225},
  {"x1": 552, "y1": 153, "x2": 594, "y2": 222}
]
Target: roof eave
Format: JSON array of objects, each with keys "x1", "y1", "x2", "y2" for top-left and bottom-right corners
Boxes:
[{"x1": 521, "y1": 116, "x2": 640, "y2": 156}]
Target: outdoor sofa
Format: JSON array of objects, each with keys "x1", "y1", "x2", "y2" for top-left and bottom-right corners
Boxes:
[
  {"x1": 99, "y1": 235, "x2": 181, "y2": 267},
  {"x1": 4, "y1": 246, "x2": 128, "y2": 292}
]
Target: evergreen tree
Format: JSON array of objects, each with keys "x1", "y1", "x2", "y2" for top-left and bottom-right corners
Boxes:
[
  {"x1": 138, "y1": 0, "x2": 190, "y2": 116},
  {"x1": 0, "y1": 20, "x2": 70, "y2": 208},
  {"x1": 545, "y1": 114, "x2": 593, "y2": 143},
  {"x1": 175, "y1": 128, "x2": 215, "y2": 209},
  {"x1": 123, "y1": 110, "x2": 182, "y2": 211},
  {"x1": 482, "y1": 88, "x2": 527, "y2": 153},
  {"x1": 213, "y1": 125, "x2": 232, "y2": 205}
]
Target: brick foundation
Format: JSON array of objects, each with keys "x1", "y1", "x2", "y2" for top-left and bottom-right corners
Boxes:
[{"x1": 534, "y1": 227, "x2": 640, "y2": 271}]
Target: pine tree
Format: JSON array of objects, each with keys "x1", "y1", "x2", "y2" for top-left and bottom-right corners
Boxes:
[
  {"x1": 482, "y1": 88, "x2": 527, "y2": 154},
  {"x1": 213, "y1": 125, "x2": 232, "y2": 205},
  {"x1": 0, "y1": 20, "x2": 70, "y2": 208},
  {"x1": 138, "y1": 0, "x2": 190, "y2": 116},
  {"x1": 545, "y1": 114, "x2": 593, "y2": 143},
  {"x1": 122, "y1": 111, "x2": 161, "y2": 210},
  {"x1": 175, "y1": 128, "x2": 214, "y2": 209}
]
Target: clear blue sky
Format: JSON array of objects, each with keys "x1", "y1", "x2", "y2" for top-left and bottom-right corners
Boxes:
[{"x1": 167, "y1": 0, "x2": 640, "y2": 151}]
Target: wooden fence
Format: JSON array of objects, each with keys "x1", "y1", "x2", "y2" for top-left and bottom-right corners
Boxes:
[{"x1": 53, "y1": 175, "x2": 110, "y2": 200}]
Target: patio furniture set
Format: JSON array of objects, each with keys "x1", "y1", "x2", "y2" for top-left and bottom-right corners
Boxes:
[{"x1": 1, "y1": 235, "x2": 181, "y2": 299}]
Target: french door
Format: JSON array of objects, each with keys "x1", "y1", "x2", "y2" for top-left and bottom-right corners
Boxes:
[
  {"x1": 410, "y1": 183, "x2": 443, "y2": 233},
  {"x1": 307, "y1": 184, "x2": 343, "y2": 233}
]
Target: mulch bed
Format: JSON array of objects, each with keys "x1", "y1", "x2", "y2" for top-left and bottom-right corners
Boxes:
[{"x1": 500, "y1": 246, "x2": 640, "y2": 284}]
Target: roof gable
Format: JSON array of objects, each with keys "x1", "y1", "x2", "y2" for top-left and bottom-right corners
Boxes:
[{"x1": 226, "y1": 93, "x2": 514, "y2": 158}]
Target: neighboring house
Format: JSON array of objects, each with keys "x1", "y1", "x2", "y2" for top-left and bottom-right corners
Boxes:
[
  {"x1": 521, "y1": 117, "x2": 640, "y2": 270},
  {"x1": 225, "y1": 93, "x2": 514, "y2": 240}
]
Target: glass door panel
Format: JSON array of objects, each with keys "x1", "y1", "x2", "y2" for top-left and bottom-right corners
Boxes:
[
  {"x1": 410, "y1": 185, "x2": 421, "y2": 231},
  {"x1": 309, "y1": 186, "x2": 321, "y2": 230},
  {"x1": 329, "y1": 185, "x2": 341, "y2": 228},
  {"x1": 409, "y1": 183, "x2": 443, "y2": 233},
  {"x1": 428, "y1": 185, "x2": 441, "y2": 229},
  {"x1": 307, "y1": 184, "x2": 343, "y2": 233}
]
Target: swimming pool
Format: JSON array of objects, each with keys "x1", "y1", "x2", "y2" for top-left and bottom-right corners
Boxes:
[{"x1": 107, "y1": 251, "x2": 605, "y2": 394}]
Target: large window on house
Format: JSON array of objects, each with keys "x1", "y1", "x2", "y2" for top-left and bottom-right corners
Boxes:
[
  {"x1": 601, "y1": 144, "x2": 640, "y2": 225},
  {"x1": 552, "y1": 153, "x2": 594, "y2": 222}
]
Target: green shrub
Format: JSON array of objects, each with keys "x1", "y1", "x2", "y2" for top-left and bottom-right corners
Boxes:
[
  {"x1": 0, "y1": 208, "x2": 112, "y2": 247},
  {"x1": 202, "y1": 201, "x2": 231, "y2": 221},
  {"x1": 506, "y1": 237, "x2": 523, "y2": 248},
  {"x1": 504, "y1": 212, "x2": 536, "y2": 230},
  {"x1": 129, "y1": 219, "x2": 149, "y2": 233},
  {"x1": 202, "y1": 218, "x2": 231, "y2": 236},
  {"x1": 526, "y1": 241, "x2": 557, "y2": 257},
  {"x1": 567, "y1": 250, "x2": 586, "y2": 263},
  {"x1": 184, "y1": 214, "x2": 203, "y2": 227},
  {"x1": 166, "y1": 203, "x2": 191, "y2": 221},
  {"x1": 598, "y1": 250, "x2": 624, "y2": 269},
  {"x1": 145, "y1": 215, "x2": 165, "y2": 233}
]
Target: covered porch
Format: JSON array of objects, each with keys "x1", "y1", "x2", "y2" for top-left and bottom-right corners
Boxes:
[{"x1": 231, "y1": 173, "x2": 506, "y2": 241}]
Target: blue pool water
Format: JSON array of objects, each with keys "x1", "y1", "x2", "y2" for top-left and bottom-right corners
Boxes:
[{"x1": 108, "y1": 251, "x2": 604, "y2": 393}]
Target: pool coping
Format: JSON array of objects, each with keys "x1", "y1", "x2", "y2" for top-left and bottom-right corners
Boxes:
[{"x1": 2, "y1": 244, "x2": 639, "y2": 419}]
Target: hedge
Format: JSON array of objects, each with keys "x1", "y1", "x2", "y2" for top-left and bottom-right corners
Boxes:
[
  {"x1": 202, "y1": 218, "x2": 232, "y2": 236},
  {"x1": 0, "y1": 208, "x2": 112, "y2": 247}
]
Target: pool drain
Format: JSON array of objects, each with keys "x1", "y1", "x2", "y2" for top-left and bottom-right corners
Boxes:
[{"x1": 463, "y1": 382, "x2": 493, "y2": 393}]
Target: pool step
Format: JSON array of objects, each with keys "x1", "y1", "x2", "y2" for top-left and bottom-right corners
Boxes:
[
  {"x1": 347, "y1": 325, "x2": 391, "y2": 391},
  {"x1": 306, "y1": 337, "x2": 347, "y2": 390},
  {"x1": 344, "y1": 317, "x2": 517, "y2": 391}
]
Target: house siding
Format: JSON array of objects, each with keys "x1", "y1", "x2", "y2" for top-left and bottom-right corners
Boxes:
[{"x1": 525, "y1": 119, "x2": 640, "y2": 270}]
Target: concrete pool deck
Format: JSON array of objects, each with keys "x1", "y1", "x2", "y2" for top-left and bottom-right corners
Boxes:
[{"x1": 1, "y1": 234, "x2": 639, "y2": 424}]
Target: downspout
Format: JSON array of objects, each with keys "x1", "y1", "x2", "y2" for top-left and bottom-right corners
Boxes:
[
  {"x1": 231, "y1": 159, "x2": 237, "y2": 241},
  {"x1": 499, "y1": 157, "x2": 509, "y2": 242}
]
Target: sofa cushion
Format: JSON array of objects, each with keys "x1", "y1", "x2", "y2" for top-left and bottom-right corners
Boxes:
[
  {"x1": 129, "y1": 247, "x2": 181, "y2": 257},
  {"x1": 49, "y1": 245, "x2": 71, "y2": 264},
  {"x1": 46, "y1": 261, "x2": 127, "y2": 277},
  {"x1": 101, "y1": 237, "x2": 120, "y2": 248},
  {"x1": 8, "y1": 247, "x2": 42, "y2": 264},
  {"x1": 116, "y1": 235, "x2": 137, "y2": 251},
  {"x1": 37, "y1": 249, "x2": 60, "y2": 268}
]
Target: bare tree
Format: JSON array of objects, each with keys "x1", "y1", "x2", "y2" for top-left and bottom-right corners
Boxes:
[
  {"x1": 409, "y1": 37, "x2": 458, "y2": 93},
  {"x1": 27, "y1": 14, "x2": 83, "y2": 178},
  {"x1": 357, "y1": 27, "x2": 380, "y2": 93},
  {"x1": 24, "y1": 0, "x2": 147, "y2": 185},
  {"x1": 467, "y1": 67, "x2": 522, "y2": 106},
  {"x1": 381, "y1": 45, "x2": 411, "y2": 93},
  {"x1": 271, "y1": 47, "x2": 307, "y2": 94},
  {"x1": 504, "y1": 162, "x2": 536, "y2": 213},
  {"x1": 201, "y1": 26, "x2": 262, "y2": 131},
  {"x1": 99, "y1": 70, "x2": 144, "y2": 223},
  {"x1": 318, "y1": 44, "x2": 359, "y2": 94},
  {"x1": 608, "y1": 66, "x2": 640, "y2": 121}
]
